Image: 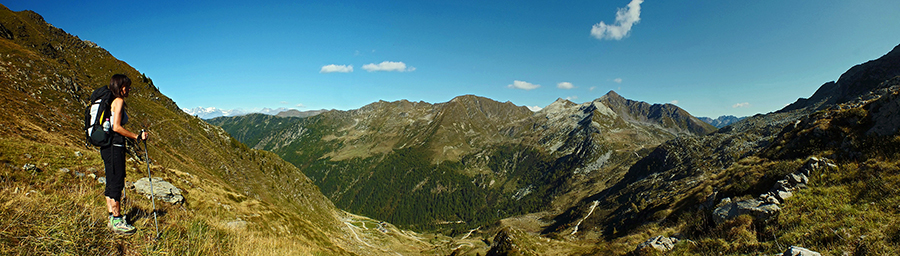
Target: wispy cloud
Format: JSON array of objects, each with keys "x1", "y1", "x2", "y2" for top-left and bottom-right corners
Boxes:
[
  {"x1": 733, "y1": 102, "x2": 751, "y2": 108},
  {"x1": 591, "y1": 0, "x2": 643, "y2": 40},
  {"x1": 613, "y1": 78, "x2": 623, "y2": 83},
  {"x1": 320, "y1": 64, "x2": 353, "y2": 73},
  {"x1": 589, "y1": 86, "x2": 597, "y2": 91},
  {"x1": 566, "y1": 96, "x2": 579, "y2": 101},
  {"x1": 296, "y1": 103, "x2": 306, "y2": 108},
  {"x1": 362, "y1": 61, "x2": 415, "y2": 72},
  {"x1": 557, "y1": 82, "x2": 575, "y2": 89},
  {"x1": 670, "y1": 100, "x2": 679, "y2": 105},
  {"x1": 507, "y1": 80, "x2": 541, "y2": 90}
]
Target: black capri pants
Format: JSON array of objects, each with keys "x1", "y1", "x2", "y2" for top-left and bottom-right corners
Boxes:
[{"x1": 101, "y1": 145, "x2": 127, "y2": 201}]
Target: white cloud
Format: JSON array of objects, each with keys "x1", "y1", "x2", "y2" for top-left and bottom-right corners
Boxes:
[
  {"x1": 507, "y1": 80, "x2": 541, "y2": 90},
  {"x1": 613, "y1": 78, "x2": 623, "y2": 83},
  {"x1": 362, "y1": 61, "x2": 415, "y2": 72},
  {"x1": 557, "y1": 82, "x2": 575, "y2": 89},
  {"x1": 589, "y1": 86, "x2": 597, "y2": 91},
  {"x1": 320, "y1": 64, "x2": 353, "y2": 73},
  {"x1": 670, "y1": 100, "x2": 679, "y2": 105},
  {"x1": 566, "y1": 96, "x2": 579, "y2": 101},
  {"x1": 591, "y1": 0, "x2": 643, "y2": 40},
  {"x1": 527, "y1": 106, "x2": 543, "y2": 112},
  {"x1": 296, "y1": 103, "x2": 306, "y2": 108},
  {"x1": 733, "y1": 102, "x2": 751, "y2": 108}
]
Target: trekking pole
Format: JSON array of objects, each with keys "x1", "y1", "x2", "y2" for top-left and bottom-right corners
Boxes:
[{"x1": 141, "y1": 130, "x2": 160, "y2": 239}]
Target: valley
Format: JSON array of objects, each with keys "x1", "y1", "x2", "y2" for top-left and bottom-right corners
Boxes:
[{"x1": 3, "y1": 4, "x2": 900, "y2": 255}]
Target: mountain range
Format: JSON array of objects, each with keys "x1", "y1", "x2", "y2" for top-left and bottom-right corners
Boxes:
[
  {"x1": 3, "y1": 4, "x2": 900, "y2": 255},
  {"x1": 182, "y1": 106, "x2": 328, "y2": 119},
  {"x1": 697, "y1": 115, "x2": 746, "y2": 128},
  {"x1": 209, "y1": 91, "x2": 716, "y2": 233}
]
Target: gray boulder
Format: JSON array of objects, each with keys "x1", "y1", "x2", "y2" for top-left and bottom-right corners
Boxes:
[
  {"x1": 782, "y1": 246, "x2": 821, "y2": 256},
  {"x1": 133, "y1": 177, "x2": 184, "y2": 204},
  {"x1": 635, "y1": 235, "x2": 679, "y2": 252},
  {"x1": 713, "y1": 198, "x2": 781, "y2": 224}
]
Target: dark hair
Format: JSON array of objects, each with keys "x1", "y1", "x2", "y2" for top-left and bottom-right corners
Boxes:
[{"x1": 108, "y1": 74, "x2": 132, "y2": 98}]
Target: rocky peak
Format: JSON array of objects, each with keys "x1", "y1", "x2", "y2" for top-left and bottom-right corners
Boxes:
[
  {"x1": 440, "y1": 94, "x2": 532, "y2": 123},
  {"x1": 598, "y1": 90, "x2": 626, "y2": 105},
  {"x1": 597, "y1": 91, "x2": 716, "y2": 136}
]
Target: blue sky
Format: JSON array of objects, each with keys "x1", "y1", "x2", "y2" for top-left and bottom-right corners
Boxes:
[{"x1": 5, "y1": 1, "x2": 900, "y2": 117}]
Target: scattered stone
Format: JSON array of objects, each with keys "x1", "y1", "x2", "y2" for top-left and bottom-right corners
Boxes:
[
  {"x1": 714, "y1": 157, "x2": 834, "y2": 223},
  {"x1": 225, "y1": 218, "x2": 248, "y2": 230},
  {"x1": 635, "y1": 235, "x2": 679, "y2": 252},
  {"x1": 57, "y1": 168, "x2": 70, "y2": 173},
  {"x1": 133, "y1": 177, "x2": 184, "y2": 204},
  {"x1": 775, "y1": 190, "x2": 793, "y2": 202},
  {"x1": 787, "y1": 173, "x2": 808, "y2": 186},
  {"x1": 74, "y1": 151, "x2": 83, "y2": 157},
  {"x1": 87, "y1": 167, "x2": 97, "y2": 173},
  {"x1": 714, "y1": 199, "x2": 781, "y2": 224},
  {"x1": 23, "y1": 153, "x2": 32, "y2": 159},
  {"x1": 73, "y1": 171, "x2": 85, "y2": 178},
  {"x1": 782, "y1": 246, "x2": 821, "y2": 256},
  {"x1": 761, "y1": 193, "x2": 780, "y2": 204},
  {"x1": 22, "y1": 163, "x2": 37, "y2": 172},
  {"x1": 98, "y1": 177, "x2": 106, "y2": 184},
  {"x1": 88, "y1": 173, "x2": 96, "y2": 179}
]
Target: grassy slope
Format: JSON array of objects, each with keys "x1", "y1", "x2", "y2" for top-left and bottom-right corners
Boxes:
[{"x1": 0, "y1": 5, "x2": 468, "y2": 255}]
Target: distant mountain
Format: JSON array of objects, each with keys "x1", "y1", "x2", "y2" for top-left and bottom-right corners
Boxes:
[
  {"x1": 181, "y1": 107, "x2": 323, "y2": 119},
  {"x1": 209, "y1": 91, "x2": 715, "y2": 233},
  {"x1": 698, "y1": 115, "x2": 746, "y2": 128},
  {"x1": 181, "y1": 107, "x2": 247, "y2": 119},
  {"x1": 275, "y1": 109, "x2": 329, "y2": 118}
]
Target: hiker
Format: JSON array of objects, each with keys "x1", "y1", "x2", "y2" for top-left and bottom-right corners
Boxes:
[{"x1": 102, "y1": 74, "x2": 149, "y2": 234}]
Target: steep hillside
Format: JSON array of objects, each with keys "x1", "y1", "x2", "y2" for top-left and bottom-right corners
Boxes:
[
  {"x1": 537, "y1": 44, "x2": 900, "y2": 255},
  {"x1": 0, "y1": 5, "x2": 464, "y2": 255},
  {"x1": 210, "y1": 90, "x2": 714, "y2": 235}
]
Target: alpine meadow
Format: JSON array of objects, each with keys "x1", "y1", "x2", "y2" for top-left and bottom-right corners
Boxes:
[{"x1": 4, "y1": 3, "x2": 900, "y2": 256}]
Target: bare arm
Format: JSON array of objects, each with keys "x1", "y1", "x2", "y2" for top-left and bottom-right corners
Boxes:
[{"x1": 110, "y1": 98, "x2": 142, "y2": 140}]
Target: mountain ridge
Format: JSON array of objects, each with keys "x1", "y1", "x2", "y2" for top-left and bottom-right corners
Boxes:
[
  {"x1": 782, "y1": 43, "x2": 900, "y2": 112},
  {"x1": 698, "y1": 115, "x2": 746, "y2": 128},
  {"x1": 210, "y1": 88, "x2": 716, "y2": 234}
]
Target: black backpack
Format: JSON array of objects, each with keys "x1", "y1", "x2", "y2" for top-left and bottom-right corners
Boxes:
[{"x1": 84, "y1": 86, "x2": 114, "y2": 147}]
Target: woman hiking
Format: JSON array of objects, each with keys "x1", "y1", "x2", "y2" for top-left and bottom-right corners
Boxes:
[{"x1": 102, "y1": 74, "x2": 149, "y2": 234}]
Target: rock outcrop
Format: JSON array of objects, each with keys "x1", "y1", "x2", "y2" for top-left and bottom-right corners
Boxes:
[
  {"x1": 714, "y1": 157, "x2": 835, "y2": 223},
  {"x1": 634, "y1": 235, "x2": 679, "y2": 253},
  {"x1": 782, "y1": 246, "x2": 822, "y2": 256},
  {"x1": 133, "y1": 177, "x2": 184, "y2": 204}
]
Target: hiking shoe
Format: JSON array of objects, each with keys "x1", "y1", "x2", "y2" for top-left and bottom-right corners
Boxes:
[{"x1": 110, "y1": 216, "x2": 136, "y2": 235}]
